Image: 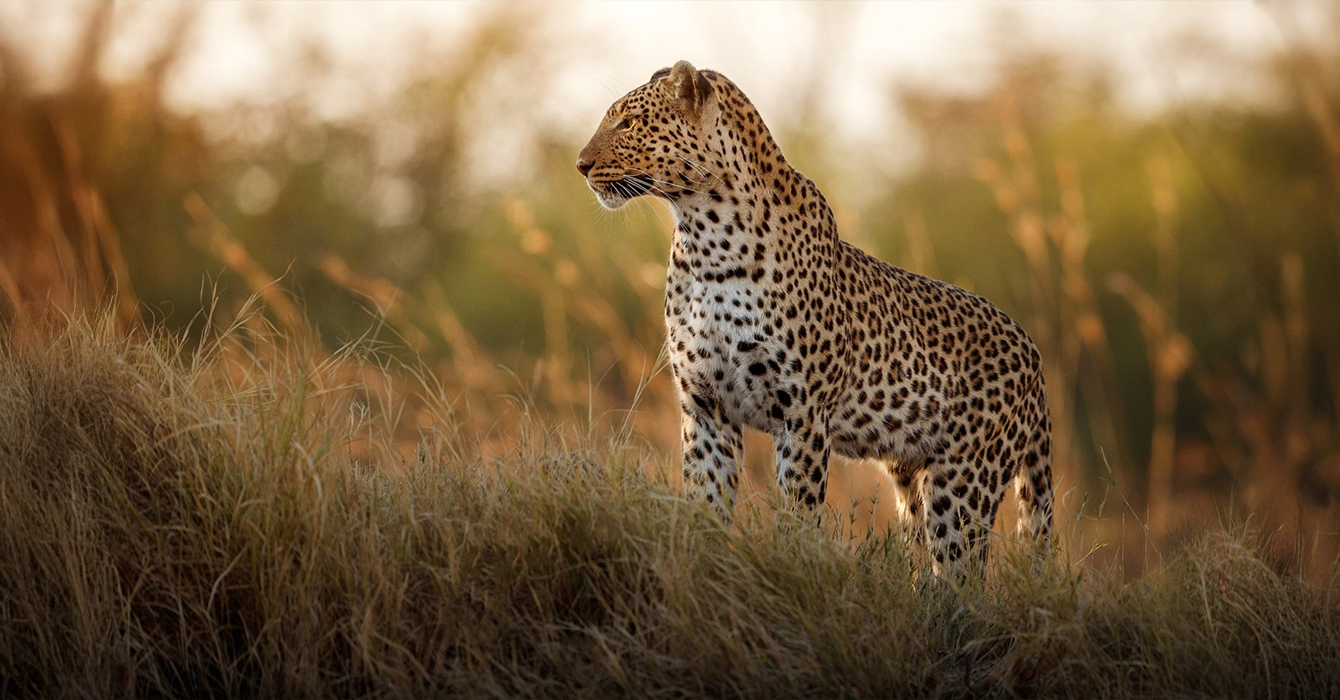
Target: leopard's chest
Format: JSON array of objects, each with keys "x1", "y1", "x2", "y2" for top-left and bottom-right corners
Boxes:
[{"x1": 664, "y1": 269, "x2": 782, "y2": 430}]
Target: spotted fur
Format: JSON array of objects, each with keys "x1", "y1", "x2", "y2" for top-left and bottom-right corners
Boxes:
[{"x1": 577, "y1": 61, "x2": 1054, "y2": 575}]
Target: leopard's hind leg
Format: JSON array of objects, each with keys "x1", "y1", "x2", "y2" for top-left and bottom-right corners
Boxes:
[
  {"x1": 883, "y1": 459, "x2": 926, "y2": 544},
  {"x1": 919, "y1": 449, "x2": 1015, "y2": 579},
  {"x1": 1013, "y1": 375, "x2": 1054, "y2": 544}
]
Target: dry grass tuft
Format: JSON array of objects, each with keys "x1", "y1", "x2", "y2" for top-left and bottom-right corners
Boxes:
[{"x1": 1, "y1": 316, "x2": 1339, "y2": 698}]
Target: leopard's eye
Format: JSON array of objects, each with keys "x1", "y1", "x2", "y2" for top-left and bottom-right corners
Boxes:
[{"x1": 615, "y1": 117, "x2": 634, "y2": 131}]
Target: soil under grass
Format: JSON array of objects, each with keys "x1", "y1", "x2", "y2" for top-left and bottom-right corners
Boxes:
[{"x1": 1, "y1": 320, "x2": 1338, "y2": 699}]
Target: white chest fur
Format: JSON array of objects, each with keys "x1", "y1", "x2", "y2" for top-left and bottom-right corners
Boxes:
[{"x1": 664, "y1": 205, "x2": 782, "y2": 431}]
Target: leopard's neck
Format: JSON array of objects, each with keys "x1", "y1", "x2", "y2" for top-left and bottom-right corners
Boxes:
[
  {"x1": 669, "y1": 165, "x2": 838, "y2": 282},
  {"x1": 667, "y1": 78, "x2": 840, "y2": 282}
]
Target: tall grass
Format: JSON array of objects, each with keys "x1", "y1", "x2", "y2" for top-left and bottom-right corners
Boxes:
[{"x1": 3, "y1": 313, "x2": 1340, "y2": 697}]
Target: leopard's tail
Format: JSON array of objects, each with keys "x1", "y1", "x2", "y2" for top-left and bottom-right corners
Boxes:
[{"x1": 1014, "y1": 370, "x2": 1054, "y2": 545}]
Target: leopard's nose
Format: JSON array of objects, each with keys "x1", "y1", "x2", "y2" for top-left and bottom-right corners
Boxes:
[{"x1": 576, "y1": 158, "x2": 595, "y2": 176}]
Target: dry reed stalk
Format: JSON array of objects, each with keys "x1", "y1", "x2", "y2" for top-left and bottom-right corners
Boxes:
[
  {"x1": 491, "y1": 253, "x2": 577, "y2": 407},
  {"x1": 183, "y1": 192, "x2": 308, "y2": 339},
  {"x1": 1052, "y1": 156, "x2": 1128, "y2": 475},
  {"x1": 1, "y1": 113, "x2": 83, "y2": 317},
  {"x1": 316, "y1": 252, "x2": 509, "y2": 421},
  {"x1": 506, "y1": 199, "x2": 675, "y2": 409},
  {"x1": 1296, "y1": 66, "x2": 1340, "y2": 259},
  {"x1": 0, "y1": 106, "x2": 139, "y2": 333},
  {"x1": 318, "y1": 254, "x2": 431, "y2": 353},
  {"x1": 51, "y1": 115, "x2": 140, "y2": 328},
  {"x1": 1108, "y1": 274, "x2": 1193, "y2": 551},
  {"x1": 491, "y1": 243, "x2": 669, "y2": 414},
  {"x1": 420, "y1": 280, "x2": 498, "y2": 389}
]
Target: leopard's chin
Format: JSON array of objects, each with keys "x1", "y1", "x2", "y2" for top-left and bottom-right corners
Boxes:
[
  {"x1": 589, "y1": 175, "x2": 654, "y2": 210},
  {"x1": 592, "y1": 187, "x2": 628, "y2": 210}
]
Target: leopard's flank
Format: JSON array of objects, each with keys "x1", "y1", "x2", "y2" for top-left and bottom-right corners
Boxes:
[{"x1": 577, "y1": 61, "x2": 1054, "y2": 576}]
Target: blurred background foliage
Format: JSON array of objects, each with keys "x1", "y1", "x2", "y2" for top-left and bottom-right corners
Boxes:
[{"x1": 3, "y1": 0, "x2": 1340, "y2": 577}]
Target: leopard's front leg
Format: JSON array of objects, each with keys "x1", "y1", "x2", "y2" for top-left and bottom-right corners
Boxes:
[
  {"x1": 679, "y1": 401, "x2": 743, "y2": 523},
  {"x1": 773, "y1": 414, "x2": 831, "y2": 514}
]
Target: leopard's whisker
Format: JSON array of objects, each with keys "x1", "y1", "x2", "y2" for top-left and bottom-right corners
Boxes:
[{"x1": 626, "y1": 170, "x2": 711, "y2": 198}]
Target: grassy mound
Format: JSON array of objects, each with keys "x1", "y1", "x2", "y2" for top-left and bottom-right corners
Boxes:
[{"x1": 1, "y1": 320, "x2": 1339, "y2": 698}]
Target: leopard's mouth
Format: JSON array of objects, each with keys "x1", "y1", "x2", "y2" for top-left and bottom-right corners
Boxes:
[{"x1": 589, "y1": 174, "x2": 655, "y2": 210}]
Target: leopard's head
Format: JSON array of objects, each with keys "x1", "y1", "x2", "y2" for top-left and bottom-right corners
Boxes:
[{"x1": 577, "y1": 60, "x2": 718, "y2": 210}]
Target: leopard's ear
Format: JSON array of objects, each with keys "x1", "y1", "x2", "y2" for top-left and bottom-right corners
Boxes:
[
  {"x1": 663, "y1": 60, "x2": 714, "y2": 112},
  {"x1": 648, "y1": 66, "x2": 672, "y2": 83}
]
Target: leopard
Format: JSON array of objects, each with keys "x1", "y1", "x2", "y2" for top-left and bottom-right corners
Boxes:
[{"x1": 576, "y1": 61, "x2": 1054, "y2": 575}]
